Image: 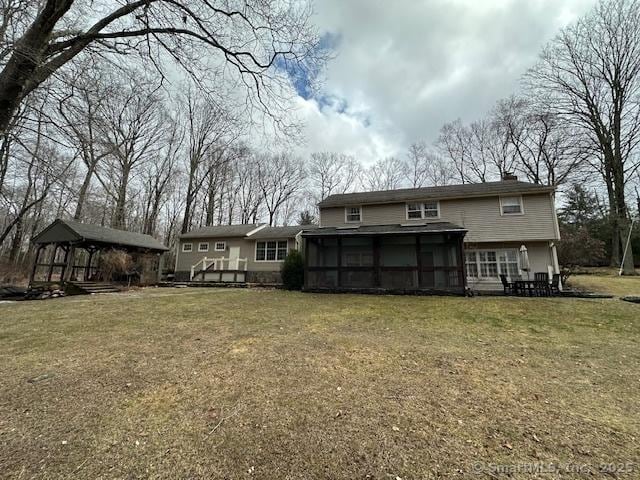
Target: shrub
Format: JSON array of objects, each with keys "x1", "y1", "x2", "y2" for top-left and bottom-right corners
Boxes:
[
  {"x1": 281, "y1": 250, "x2": 304, "y2": 290},
  {"x1": 98, "y1": 249, "x2": 133, "y2": 281},
  {"x1": 557, "y1": 226, "x2": 606, "y2": 283}
]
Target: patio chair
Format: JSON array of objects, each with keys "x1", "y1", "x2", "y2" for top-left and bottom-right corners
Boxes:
[
  {"x1": 534, "y1": 272, "x2": 550, "y2": 296},
  {"x1": 550, "y1": 273, "x2": 561, "y2": 295},
  {"x1": 499, "y1": 274, "x2": 515, "y2": 295},
  {"x1": 534, "y1": 272, "x2": 549, "y2": 282}
]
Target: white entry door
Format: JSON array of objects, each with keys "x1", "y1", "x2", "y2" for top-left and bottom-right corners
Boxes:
[{"x1": 228, "y1": 246, "x2": 241, "y2": 270}]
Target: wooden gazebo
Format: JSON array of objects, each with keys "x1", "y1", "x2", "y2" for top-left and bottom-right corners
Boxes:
[{"x1": 30, "y1": 219, "x2": 169, "y2": 286}]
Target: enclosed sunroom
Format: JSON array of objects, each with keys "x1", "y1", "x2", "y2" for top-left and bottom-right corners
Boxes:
[{"x1": 302, "y1": 223, "x2": 467, "y2": 295}]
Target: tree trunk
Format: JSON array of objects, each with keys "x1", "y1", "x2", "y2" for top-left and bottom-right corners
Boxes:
[
  {"x1": 603, "y1": 165, "x2": 620, "y2": 267},
  {"x1": 0, "y1": 0, "x2": 74, "y2": 133},
  {"x1": 8, "y1": 217, "x2": 23, "y2": 262},
  {"x1": 619, "y1": 219, "x2": 636, "y2": 274},
  {"x1": 181, "y1": 169, "x2": 197, "y2": 233},
  {"x1": 111, "y1": 167, "x2": 130, "y2": 229},
  {"x1": 144, "y1": 191, "x2": 162, "y2": 235},
  {"x1": 74, "y1": 164, "x2": 95, "y2": 220}
]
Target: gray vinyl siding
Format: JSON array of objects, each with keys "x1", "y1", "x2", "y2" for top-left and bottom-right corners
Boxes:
[
  {"x1": 175, "y1": 236, "x2": 296, "y2": 274},
  {"x1": 319, "y1": 193, "x2": 559, "y2": 242}
]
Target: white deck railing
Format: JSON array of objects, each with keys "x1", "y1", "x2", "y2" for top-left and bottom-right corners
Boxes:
[{"x1": 190, "y1": 256, "x2": 248, "y2": 280}]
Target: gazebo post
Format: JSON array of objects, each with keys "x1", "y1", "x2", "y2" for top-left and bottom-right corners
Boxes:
[
  {"x1": 46, "y1": 245, "x2": 58, "y2": 282},
  {"x1": 63, "y1": 245, "x2": 76, "y2": 282},
  {"x1": 85, "y1": 248, "x2": 95, "y2": 281},
  {"x1": 157, "y1": 253, "x2": 164, "y2": 284},
  {"x1": 59, "y1": 246, "x2": 70, "y2": 286},
  {"x1": 29, "y1": 245, "x2": 44, "y2": 286}
]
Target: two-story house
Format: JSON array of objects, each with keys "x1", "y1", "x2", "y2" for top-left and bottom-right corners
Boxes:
[{"x1": 302, "y1": 177, "x2": 561, "y2": 294}]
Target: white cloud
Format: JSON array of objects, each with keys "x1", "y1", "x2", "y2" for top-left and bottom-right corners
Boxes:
[
  {"x1": 293, "y1": 96, "x2": 402, "y2": 164},
  {"x1": 295, "y1": 0, "x2": 597, "y2": 164}
]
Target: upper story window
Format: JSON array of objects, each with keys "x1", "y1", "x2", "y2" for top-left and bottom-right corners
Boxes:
[
  {"x1": 214, "y1": 241, "x2": 226, "y2": 251},
  {"x1": 500, "y1": 196, "x2": 523, "y2": 215},
  {"x1": 345, "y1": 206, "x2": 362, "y2": 223},
  {"x1": 198, "y1": 242, "x2": 209, "y2": 252},
  {"x1": 406, "y1": 201, "x2": 440, "y2": 220},
  {"x1": 182, "y1": 243, "x2": 193, "y2": 253}
]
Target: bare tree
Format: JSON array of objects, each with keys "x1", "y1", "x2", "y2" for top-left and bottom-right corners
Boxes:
[
  {"x1": 0, "y1": 0, "x2": 323, "y2": 133},
  {"x1": 436, "y1": 120, "x2": 487, "y2": 183},
  {"x1": 141, "y1": 120, "x2": 182, "y2": 235},
  {"x1": 405, "y1": 141, "x2": 453, "y2": 187},
  {"x1": 0, "y1": 123, "x2": 73, "y2": 248},
  {"x1": 307, "y1": 152, "x2": 361, "y2": 201},
  {"x1": 180, "y1": 89, "x2": 241, "y2": 233},
  {"x1": 96, "y1": 81, "x2": 166, "y2": 229},
  {"x1": 56, "y1": 62, "x2": 116, "y2": 220},
  {"x1": 525, "y1": 0, "x2": 640, "y2": 273},
  {"x1": 492, "y1": 96, "x2": 585, "y2": 186},
  {"x1": 234, "y1": 149, "x2": 263, "y2": 224},
  {"x1": 469, "y1": 118, "x2": 517, "y2": 179},
  {"x1": 364, "y1": 156, "x2": 406, "y2": 191},
  {"x1": 257, "y1": 153, "x2": 305, "y2": 226}
]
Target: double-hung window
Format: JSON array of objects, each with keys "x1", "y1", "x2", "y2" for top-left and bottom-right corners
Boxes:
[
  {"x1": 256, "y1": 240, "x2": 288, "y2": 261},
  {"x1": 423, "y1": 201, "x2": 439, "y2": 217},
  {"x1": 198, "y1": 242, "x2": 209, "y2": 252},
  {"x1": 500, "y1": 196, "x2": 523, "y2": 215},
  {"x1": 182, "y1": 243, "x2": 193, "y2": 253},
  {"x1": 407, "y1": 203, "x2": 423, "y2": 219},
  {"x1": 478, "y1": 251, "x2": 498, "y2": 277},
  {"x1": 214, "y1": 241, "x2": 226, "y2": 251},
  {"x1": 465, "y1": 252, "x2": 478, "y2": 277},
  {"x1": 345, "y1": 206, "x2": 362, "y2": 223},
  {"x1": 406, "y1": 201, "x2": 440, "y2": 219},
  {"x1": 498, "y1": 250, "x2": 519, "y2": 277}
]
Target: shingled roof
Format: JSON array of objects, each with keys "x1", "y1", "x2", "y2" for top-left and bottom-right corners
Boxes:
[
  {"x1": 33, "y1": 219, "x2": 169, "y2": 251},
  {"x1": 317, "y1": 180, "x2": 554, "y2": 208},
  {"x1": 180, "y1": 224, "x2": 318, "y2": 240},
  {"x1": 179, "y1": 224, "x2": 264, "y2": 239},
  {"x1": 302, "y1": 222, "x2": 466, "y2": 237},
  {"x1": 249, "y1": 225, "x2": 317, "y2": 239}
]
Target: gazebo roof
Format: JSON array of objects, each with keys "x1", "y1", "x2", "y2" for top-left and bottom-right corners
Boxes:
[{"x1": 32, "y1": 219, "x2": 169, "y2": 252}]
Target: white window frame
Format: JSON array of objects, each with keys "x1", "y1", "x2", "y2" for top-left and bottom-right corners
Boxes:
[
  {"x1": 214, "y1": 241, "x2": 226, "y2": 251},
  {"x1": 406, "y1": 203, "x2": 423, "y2": 219},
  {"x1": 500, "y1": 196, "x2": 524, "y2": 216},
  {"x1": 465, "y1": 249, "x2": 521, "y2": 279},
  {"x1": 344, "y1": 206, "x2": 362, "y2": 223},
  {"x1": 182, "y1": 242, "x2": 193, "y2": 253},
  {"x1": 255, "y1": 240, "x2": 288, "y2": 262},
  {"x1": 198, "y1": 242, "x2": 209, "y2": 252},
  {"x1": 405, "y1": 201, "x2": 440, "y2": 220}
]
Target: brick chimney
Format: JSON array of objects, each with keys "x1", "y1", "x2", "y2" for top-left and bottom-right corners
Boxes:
[{"x1": 502, "y1": 172, "x2": 518, "y2": 181}]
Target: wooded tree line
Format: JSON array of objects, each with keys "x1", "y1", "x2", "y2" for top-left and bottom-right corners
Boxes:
[
  {"x1": 0, "y1": 0, "x2": 639, "y2": 276},
  {"x1": 437, "y1": 0, "x2": 640, "y2": 272},
  {"x1": 0, "y1": 0, "x2": 325, "y2": 276}
]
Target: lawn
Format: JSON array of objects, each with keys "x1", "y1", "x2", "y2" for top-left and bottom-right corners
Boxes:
[
  {"x1": 568, "y1": 268, "x2": 640, "y2": 297},
  {"x1": 1, "y1": 281, "x2": 639, "y2": 479}
]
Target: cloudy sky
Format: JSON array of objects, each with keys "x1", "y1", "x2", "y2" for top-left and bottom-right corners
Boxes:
[{"x1": 292, "y1": 0, "x2": 596, "y2": 164}]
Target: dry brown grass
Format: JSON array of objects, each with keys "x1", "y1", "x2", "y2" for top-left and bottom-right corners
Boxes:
[
  {"x1": 1, "y1": 285, "x2": 639, "y2": 479},
  {"x1": 569, "y1": 267, "x2": 640, "y2": 296}
]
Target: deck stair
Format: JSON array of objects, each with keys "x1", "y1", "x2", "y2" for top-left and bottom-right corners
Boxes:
[
  {"x1": 190, "y1": 256, "x2": 248, "y2": 282},
  {"x1": 67, "y1": 281, "x2": 121, "y2": 294}
]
